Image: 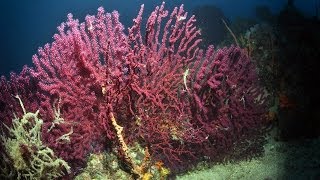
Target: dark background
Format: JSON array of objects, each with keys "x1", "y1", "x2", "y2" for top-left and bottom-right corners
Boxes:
[{"x1": 0, "y1": 0, "x2": 315, "y2": 77}]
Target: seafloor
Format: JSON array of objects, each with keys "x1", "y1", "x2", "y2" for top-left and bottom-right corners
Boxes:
[{"x1": 177, "y1": 128, "x2": 320, "y2": 180}]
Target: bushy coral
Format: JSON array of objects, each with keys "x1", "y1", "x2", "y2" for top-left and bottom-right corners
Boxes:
[
  {"x1": 0, "y1": 3, "x2": 269, "y2": 178},
  {"x1": 1, "y1": 95, "x2": 70, "y2": 179}
]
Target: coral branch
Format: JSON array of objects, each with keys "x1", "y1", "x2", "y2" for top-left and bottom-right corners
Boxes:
[{"x1": 1, "y1": 96, "x2": 70, "y2": 179}]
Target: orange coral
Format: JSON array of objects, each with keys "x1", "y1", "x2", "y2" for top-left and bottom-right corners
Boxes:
[{"x1": 154, "y1": 161, "x2": 164, "y2": 170}]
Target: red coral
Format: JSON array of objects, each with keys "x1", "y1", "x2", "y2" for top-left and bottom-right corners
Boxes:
[
  {"x1": 30, "y1": 7, "x2": 130, "y2": 168},
  {"x1": 188, "y1": 46, "x2": 269, "y2": 160},
  {"x1": 123, "y1": 3, "x2": 208, "y2": 168},
  {"x1": 0, "y1": 66, "x2": 39, "y2": 127},
  {"x1": 1, "y1": 2, "x2": 268, "y2": 174}
]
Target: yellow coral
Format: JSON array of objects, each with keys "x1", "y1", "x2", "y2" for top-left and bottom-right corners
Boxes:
[
  {"x1": 159, "y1": 166, "x2": 170, "y2": 178},
  {"x1": 142, "y1": 172, "x2": 153, "y2": 180}
]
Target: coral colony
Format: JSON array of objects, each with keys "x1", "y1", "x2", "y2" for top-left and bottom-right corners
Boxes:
[{"x1": 0, "y1": 2, "x2": 268, "y2": 179}]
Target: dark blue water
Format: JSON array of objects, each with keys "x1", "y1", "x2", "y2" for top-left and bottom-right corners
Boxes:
[{"x1": 0, "y1": 0, "x2": 315, "y2": 77}]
